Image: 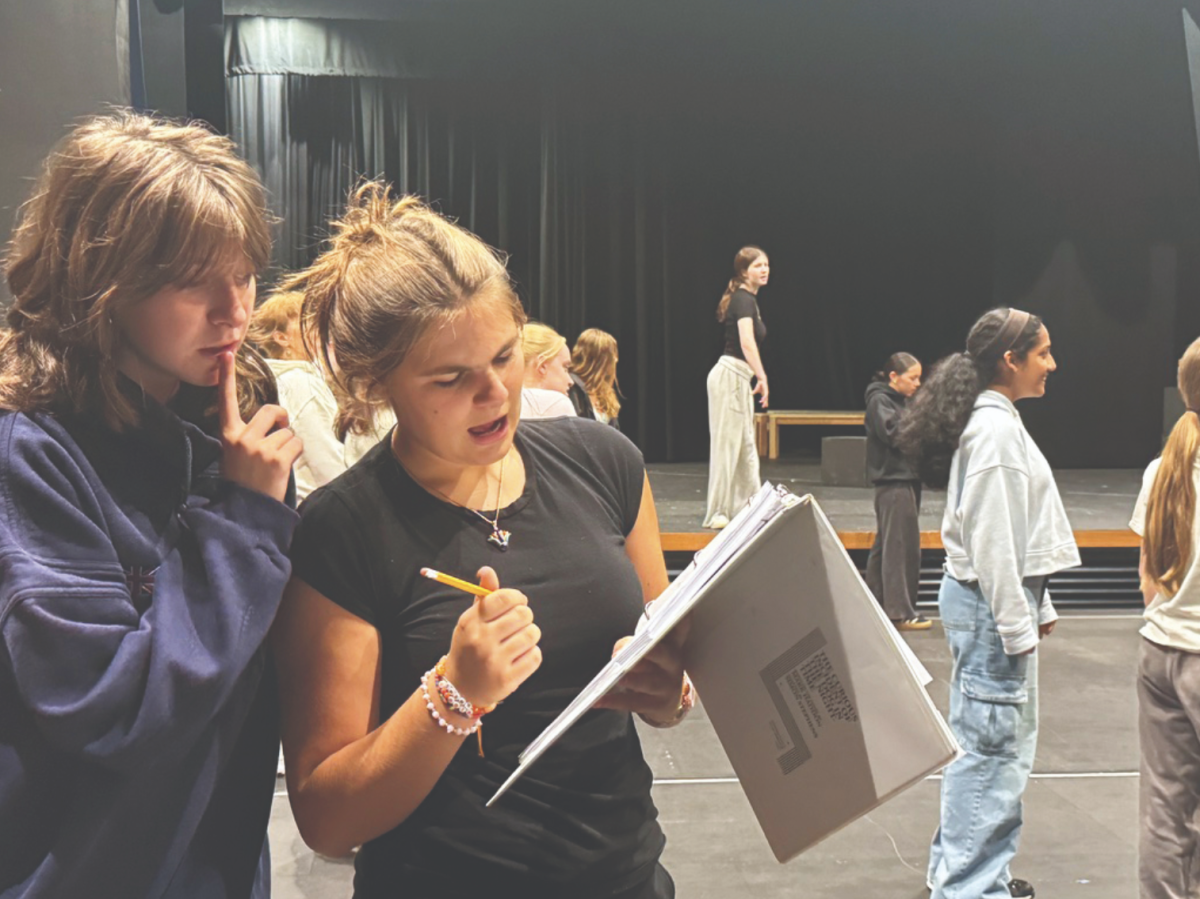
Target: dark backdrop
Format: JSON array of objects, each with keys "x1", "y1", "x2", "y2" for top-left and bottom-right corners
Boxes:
[
  {"x1": 219, "y1": 2, "x2": 1200, "y2": 466},
  {"x1": 0, "y1": 0, "x2": 131, "y2": 288}
]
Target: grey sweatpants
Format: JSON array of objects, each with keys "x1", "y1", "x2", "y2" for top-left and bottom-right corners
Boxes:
[
  {"x1": 865, "y1": 481, "x2": 922, "y2": 621},
  {"x1": 704, "y1": 355, "x2": 760, "y2": 526},
  {"x1": 1139, "y1": 637, "x2": 1200, "y2": 899}
]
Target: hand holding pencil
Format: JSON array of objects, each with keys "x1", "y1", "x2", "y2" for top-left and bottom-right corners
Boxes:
[{"x1": 434, "y1": 565, "x2": 542, "y2": 710}]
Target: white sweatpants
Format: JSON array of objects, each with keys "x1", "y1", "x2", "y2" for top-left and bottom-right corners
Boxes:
[{"x1": 704, "y1": 355, "x2": 761, "y2": 526}]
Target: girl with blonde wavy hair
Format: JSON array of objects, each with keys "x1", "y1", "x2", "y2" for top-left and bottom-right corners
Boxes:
[
  {"x1": 0, "y1": 110, "x2": 301, "y2": 898},
  {"x1": 1131, "y1": 335, "x2": 1200, "y2": 898},
  {"x1": 274, "y1": 182, "x2": 689, "y2": 898},
  {"x1": 571, "y1": 327, "x2": 622, "y2": 428}
]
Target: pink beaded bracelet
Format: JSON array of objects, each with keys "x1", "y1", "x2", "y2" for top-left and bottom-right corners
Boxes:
[{"x1": 421, "y1": 669, "x2": 479, "y2": 738}]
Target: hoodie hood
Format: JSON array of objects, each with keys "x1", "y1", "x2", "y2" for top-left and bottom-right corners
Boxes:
[
  {"x1": 974, "y1": 389, "x2": 1019, "y2": 418},
  {"x1": 864, "y1": 379, "x2": 916, "y2": 483},
  {"x1": 864, "y1": 380, "x2": 904, "y2": 405}
]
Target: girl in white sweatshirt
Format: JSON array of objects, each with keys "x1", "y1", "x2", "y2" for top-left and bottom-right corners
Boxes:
[{"x1": 898, "y1": 307, "x2": 1080, "y2": 899}]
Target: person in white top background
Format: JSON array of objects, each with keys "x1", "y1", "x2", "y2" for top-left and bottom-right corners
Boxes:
[
  {"x1": 898, "y1": 307, "x2": 1081, "y2": 899},
  {"x1": 520, "y1": 322, "x2": 577, "y2": 420},
  {"x1": 248, "y1": 290, "x2": 345, "y2": 501},
  {"x1": 250, "y1": 289, "x2": 397, "y2": 480},
  {"x1": 1130, "y1": 335, "x2": 1200, "y2": 899}
]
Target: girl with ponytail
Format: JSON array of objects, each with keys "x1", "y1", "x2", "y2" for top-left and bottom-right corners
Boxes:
[
  {"x1": 863, "y1": 352, "x2": 927, "y2": 630},
  {"x1": 903, "y1": 308, "x2": 1081, "y2": 899},
  {"x1": 1130, "y1": 336, "x2": 1200, "y2": 898},
  {"x1": 704, "y1": 245, "x2": 770, "y2": 529},
  {"x1": 274, "y1": 182, "x2": 687, "y2": 898}
]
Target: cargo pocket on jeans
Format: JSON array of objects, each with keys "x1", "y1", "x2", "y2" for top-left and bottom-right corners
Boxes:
[{"x1": 956, "y1": 668, "x2": 1028, "y2": 759}]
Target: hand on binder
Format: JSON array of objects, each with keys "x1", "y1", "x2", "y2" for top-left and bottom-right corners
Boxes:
[{"x1": 593, "y1": 615, "x2": 691, "y2": 723}]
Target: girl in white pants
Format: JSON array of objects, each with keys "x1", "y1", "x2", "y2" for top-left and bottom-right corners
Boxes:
[{"x1": 704, "y1": 246, "x2": 769, "y2": 528}]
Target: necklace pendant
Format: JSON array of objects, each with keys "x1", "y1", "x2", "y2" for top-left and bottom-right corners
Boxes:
[{"x1": 488, "y1": 528, "x2": 512, "y2": 551}]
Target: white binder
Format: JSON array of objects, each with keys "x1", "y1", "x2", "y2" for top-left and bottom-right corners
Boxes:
[{"x1": 491, "y1": 484, "x2": 959, "y2": 863}]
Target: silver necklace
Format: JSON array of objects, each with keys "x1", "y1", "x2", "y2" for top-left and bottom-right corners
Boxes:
[{"x1": 433, "y1": 455, "x2": 511, "y2": 551}]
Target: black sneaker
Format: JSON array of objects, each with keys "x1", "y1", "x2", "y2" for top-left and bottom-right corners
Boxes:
[
  {"x1": 926, "y1": 876, "x2": 1034, "y2": 896},
  {"x1": 895, "y1": 615, "x2": 933, "y2": 631}
]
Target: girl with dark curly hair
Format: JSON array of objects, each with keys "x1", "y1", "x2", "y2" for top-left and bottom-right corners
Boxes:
[{"x1": 899, "y1": 308, "x2": 1080, "y2": 899}]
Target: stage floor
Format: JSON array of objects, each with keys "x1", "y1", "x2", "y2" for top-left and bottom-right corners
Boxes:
[
  {"x1": 648, "y1": 459, "x2": 1144, "y2": 538},
  {"x1": 269, "y1": 613, "x2": 1144, "y2": 899}
]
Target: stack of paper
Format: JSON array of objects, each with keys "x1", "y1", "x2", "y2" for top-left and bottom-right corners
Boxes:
[{"x1": 490, "y1": 483, "x2": 959, "y2": 863}]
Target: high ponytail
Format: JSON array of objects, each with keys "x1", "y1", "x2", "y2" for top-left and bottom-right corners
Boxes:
[
  {"x1": 898, "y1": 307, "x2": 1043, "y2": 488},
  {"x1": 281, "y1": 180, "x2": 525, "y2": 439},
  {"x1": 1144, "y1": 336, "x2": 1200, "y2": 598},
  {"x1": 716, "y1": 245, "x2": 765, "y2": 322}
]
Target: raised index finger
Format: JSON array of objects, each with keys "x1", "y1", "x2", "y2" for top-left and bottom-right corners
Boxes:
[{"x1": 218, "y1": 351, "x2": 243, "y2": 434}]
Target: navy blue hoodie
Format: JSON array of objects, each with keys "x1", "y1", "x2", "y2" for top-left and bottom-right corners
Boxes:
[{"x1": 0, "y1": 386, "x2": 297, "y2": 898}]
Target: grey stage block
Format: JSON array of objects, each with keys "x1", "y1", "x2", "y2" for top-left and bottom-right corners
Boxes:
[{"x1": 821, "y1": 436, "x2": 868, "y2": 488}]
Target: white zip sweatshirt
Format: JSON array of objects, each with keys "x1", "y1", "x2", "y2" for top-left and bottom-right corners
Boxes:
[
  {"x1": 267, "y1": 359, "x2": 345, "y2": 501},
  {"x1": 942, "y1": 391, "x2": 1081, "y2": 654}
]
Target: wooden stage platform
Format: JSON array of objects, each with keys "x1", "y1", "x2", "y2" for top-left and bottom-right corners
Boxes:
[
  {"x1": 660, "y1": 528, "x2": 1140, "y2": 553},
  {"x1": 648, "y1": 459, "x2": 1143, "y2": 605},
  {"x1": 650, "y1": 459, "x2": 1142, "y2": 550}
]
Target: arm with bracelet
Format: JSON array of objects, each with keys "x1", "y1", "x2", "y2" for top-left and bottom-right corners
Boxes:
[{"x1": 274, "y1": 540, "x2": 539, "y2": 858}]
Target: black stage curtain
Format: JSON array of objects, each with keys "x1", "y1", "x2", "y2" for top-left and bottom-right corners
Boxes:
[
  {"x1": 227, "y1": 3, "x2": 1200, "y2": 468},
  {"x1": 228, "y1": 15, "x2": 689, "y2": 458}
]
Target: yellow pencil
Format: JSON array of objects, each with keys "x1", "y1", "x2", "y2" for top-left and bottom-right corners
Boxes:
[{"x1": 420, "y1": 567, "x2": 492, "y2": 598}]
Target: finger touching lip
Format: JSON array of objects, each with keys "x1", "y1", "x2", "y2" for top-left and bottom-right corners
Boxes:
[{"x1": 202, "y1": 340, "x2": 241, "y2": 356}]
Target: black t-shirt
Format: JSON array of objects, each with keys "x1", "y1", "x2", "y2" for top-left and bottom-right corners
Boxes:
[
  {"x1": 289, "y1": 418, "x2": 669, "y2": 899},
  {"x1": 722, "y1": 288, "x2": 767, "y2": 361}
]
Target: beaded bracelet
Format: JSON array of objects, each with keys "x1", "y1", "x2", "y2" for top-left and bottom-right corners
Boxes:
[
  {"x1": 420, "y1": 669, "x2": 479, "y2": 738},
  {"x1": 435, "y1": 675, "x2": 478, "y2": 720},
  {"x1": 640, "y1": 674, "x2": 697, "y2": 729},
  {"x1": 433, "y1": 656, "x2": 497, "y2": 719}
]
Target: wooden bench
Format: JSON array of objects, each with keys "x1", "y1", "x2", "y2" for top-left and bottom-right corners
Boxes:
[{"x1": 754, "y1": 410, "x2": 866, "y2": 460}]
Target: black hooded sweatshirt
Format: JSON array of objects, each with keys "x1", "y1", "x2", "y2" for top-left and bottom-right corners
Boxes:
[{"x1": 864, "y1": 381, "x2": 918, "y2": 484}]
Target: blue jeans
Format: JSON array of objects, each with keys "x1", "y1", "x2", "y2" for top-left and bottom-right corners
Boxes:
[{"x1": 927, "y1": 575, "x2": 1041, "y2": 899}]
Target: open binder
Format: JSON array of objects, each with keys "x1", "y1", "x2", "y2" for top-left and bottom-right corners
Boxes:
[{"x1": 490, "y1": 483, "x2": 959, "y2": 863}]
